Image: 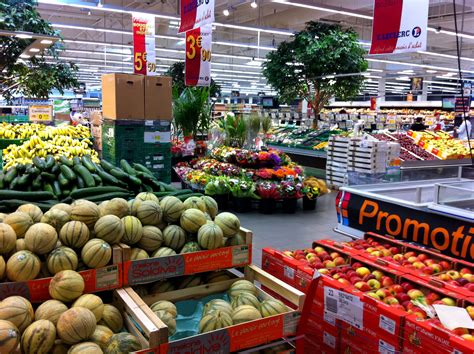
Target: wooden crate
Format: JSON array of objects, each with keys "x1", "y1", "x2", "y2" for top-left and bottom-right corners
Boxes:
[
  {"x1": 115, "y1": 265, "x2": 305, "y2": 353},
  {"x1": 122, "y1": 227, "x2": 253, "y2": 286}
]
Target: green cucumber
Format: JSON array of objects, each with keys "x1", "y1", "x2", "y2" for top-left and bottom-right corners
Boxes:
[
  {"x1": 32, "y1": 157, "x2": 46, "y2": 170},
  {"x1": 40, "y1": 172, "x2": 56, "y2": 182},
  {"x1": 0, "y1": 190, "x2": 55, "y2": 201},
  {"x1": 59, "y1": 155, "x2": 74, "y2": 167},
  {"x1": 120, "y1": 160, "x2": 136, "y2": 176},
  {"x1": 60, "y1": 165, "x2": 76, "y2": 181},
  {"x1": 9, "y1": 177, "x2": 20, "y2": 190},
  {"x1": 91, "y1": 174, "x2": 102, "y2": 185},
  {"x1": 100, "y1": 160, "x2": 115, "y2": 172},
  {"x1": 153, "y1": 191, "x2": 172, "y2": 198},
  {"x1": 51, "y1": 164, "x2": 60, "y2": 175},
  {"x1": 70, "y1": 186, "x2": 129, "y2": 199},
  {"x1": 169, "y1": 189, "x2": 194, "y2": 196},
  {"x1": 96, "y1": 169, "x2": 120, "y2": 185},
  {"x1": 16, "y1": 175, "x2": 30, "y2": 188},
  {"x1": 0, "y1": 199, "x2": 57, "y2": 212},
  {"x1": 142, "y1": 185, "x2": 153, "y2": 192},
  {"x1": 58, "y1": 173, "x2": 70, "y2": 187},
  {"x1": 52, "y1": 180, "x2": 62, "y2": 197},
  {"x1": 45, "y1": 155, "x2": 55, "y2": 170},
  {"x1": 82, "y1": 156, "x2": 97, "y2": 173},
  {"x1": 109, "y1": 168, "x2": 128, "y2": 181},
  {"x1": 15, "y1": 164, "x2": 26, "y2": 174},
  {"x1": 32, "y1": 176, "x2": 42, "y2": 190},
  {"x1": 176, "y1": 193, "x2": 203, "y2": 201},
  {"x1": 4, "y1": 167, "x2": 17, "y2": 184},
  {"x1": 83, "y1": 192, "x2": 132, "y2": 203},
  {"x1": 157, "y1": 181, "x2": 176, "y2": 192},
  {"x1": 77, "y1": 176, "x2": 85, "y2": 189},
  {"x1": 72, "y1": 157, "x2": 82, "y2": 166},
  {"x1": 74, "y1": 165, "x2": 95, "y2": 188},
  {"x1": 133, "y1": 163, "x2": 155, "y2": 176},
  {"x1": 127, "y1": 175, "x2": 142, "y2": 187},
  {"x1": 43, "y1": 183, "x2": 54, "y2": 195}
]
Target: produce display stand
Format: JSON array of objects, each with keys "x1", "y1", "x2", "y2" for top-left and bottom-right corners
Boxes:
[
  {"x1": 267, "y1": 144, "x2": 327, "y2": 170},
  {"x1": 122, "y1": 227, "x2": 252, "y2": 286},
  {"x1": 335, "y1": 175, "x2": 474, "y2": 262},
  {"x1": 114, "y1": 265, "x2": 305, "y2": 353},
  {"x1": 0, "y1": 244, "x2": 124, "y2": 302}
]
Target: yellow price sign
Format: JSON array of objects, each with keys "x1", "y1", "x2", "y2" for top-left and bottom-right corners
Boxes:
[{"x1": 29, "y1": 105, "x2": 53, "y2": 122}]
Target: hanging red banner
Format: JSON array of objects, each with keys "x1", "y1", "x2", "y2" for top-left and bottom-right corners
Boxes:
[
  {"x1": 132, "y1": 13, "x2": 156, "y2": 75},
  {"x1": 179, "y1": 0, "x2": 215, "y2": 33},
  {"x1": 185, "y1": 25, "x2": 212, "y2": 87}
]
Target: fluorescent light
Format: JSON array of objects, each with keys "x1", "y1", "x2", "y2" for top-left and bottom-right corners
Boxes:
[
  {"x1": 251, "y1": 1, "x2": 258, "y2": 9},
  {"x1": 16, "y1": 34, "x2": 33, "y2": 39},
  {"x1": 19, "y1": 54, "x2": 30, "y2": 58},
  {"x1": 29, "y1": 48, "x2": 40, "y2": 52},
  {"x1": 272, "y1": 0, "x2": 373, "y2": 20},
  {"x1": 223, "y1": 9, "x2": 230, "y2": 16},
  {"x1": 426, "y1": 70, "x2": 437, "y2": 73},
  {"x1": 40, "y1": 39, "x2": 53, "y2": 44},
  {"x1": 419, "y1": 51, "x2": 474, "y2": 63},
  {"x1": 367, "y1": 58, "x2": 474, "y2": 75}
]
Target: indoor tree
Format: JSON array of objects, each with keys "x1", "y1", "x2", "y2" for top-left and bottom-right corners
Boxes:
[
  {"x1": 0, "y1": 0, "x2": 78, "y2": 103},
  {"x1": 263, "y1": 22, "x2": 367, "y2": 127}
]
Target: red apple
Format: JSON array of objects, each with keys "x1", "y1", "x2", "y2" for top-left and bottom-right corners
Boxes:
[
  {"x1": 413, "y1": 261, "x2": 425, "y2": 270},
  {"x1": 389, "y1": 284, "x2": 404, "y2": 294},
  {"x1": 439, "y1": 261, "x2": 451, "y2": 271},
  {"x1": 375, "y1": 289, "x2": 390, "y2": 299},
  {"x1": 417, "y1": 254, "x2": 428, "y2": 262},
  {"x1": 456, "y1": 278, "x2": 469, "y2": 286},
  {"x1": 381, "y1": 276, "x2": 394, "y2": 287},
  {"x1": 391, "y1": 304, "x2": 406, "y2": 312},
  {"x1": 313, "y1": 262, "x2": 324, "y2": 269},
  {"x1": 366, "y1": 292, "x2": 380, "y2": 300},
  {"x1": 371, "y1": 251, "x2": 382, "y2": 257},
  {"x1": 429, "y1": 264, "x2": 442, "y2": 273},
  {"x1": 425, "y1": 292, "x2": 440, "y2": 305},
  {"x1": 314, "y1": 246, "x2": 325, "y2": 253},
  {"x1": 438, "y1": 273, "x2": 451, "y2": 281},
  {"x1": 338, "y1": 278, "x2": 351, "y2": 286},
  {"x1": 389, "y1": 247, "x2": 399, "y2": 255},
  {"x1": 323, "y1": 260, "x2": 336, "y2": 268},
  {"x1": 330, "y1": 252, "x2": 341, "y2": 260},
  {"x1": 384, "y1": 296, "x2": 399, "y2": 305},
  {"x1": 393, "y1": 254, "x2": 404, "y2": 262},
  {"x1": 334, "y1": 257, "x2": 345, "y2": 266},
  {"x1": 407, "y1": 256, "x2": 419, "y2": 264},
  {"x1": 362, "y1": 274, "x2": 375, "y2": 282},
  {"x1": 349, "y1": 276, "x2": 362, "y2": 284},
  {"x1": 372, "y1": 270, "x2": 384, "y2": 281},
  {"x1": 422, "y1": 266, "x2": 434, "y2": 275},
  {"x1": 319, "y1": 269, "x2": 329, "y2": 275},
  {"x1": 395, "y1": 293, "x2": 410, "y2": 303},
  {"x1": 400, "y1": 282, "x2": 414, "y2": 292},
  {"x1": 460, "y1": 268, "x2": 472, "y2": 275},
  {"x1": 401, "y1": 301, "x2": 411, "y2": 309},
  {"x1": 412, "y1": 309, "x2": 427, "y2": 319},
  {"x1": 465, "y1": 306, "x2": 474, "y2": 320},
  {"x1": 283, "y1": 251, "x2": 293, "y2": 257},
  {"x1": 461, "y1": 334, "x2": 474, "y2": 342},
  {"x1": 321, "y1": 255, "x2": 332, "y2": 262},
  {"x1": 352, "y1": 262, "x2": 363, "y2": 270},
  {"x1": 404, "y1": 252, "x2": 416, "y2": 259},
  {"x1": 453, "y1": 328, "x2": 469, "y2": 336},
  {"x1": 346, "y1": 270, "x2": 357, "y2": 278},
  {"x1": 447, "y1": 270, "x2": 461, "y2": 280},
  {"x1": 424, "y1": 259, "x2": 435, "y2": 266},
  {"x1": 466, "y1": 283, "x2": 474, "y2": 292},
  {"x1": 367, "y1": 279, "x2": 381, "y2": 290},
  {"x1": 440, "y1": 297, "x2": 456, "y2": 306},
  {"x1": 354, "y1": 281, "x2": 371, "y2": 292},
  {"x1": 462, "y1": 274, "x2": 474, "y2": 283},
  {"x1": 407, "y1": 289, "x2": 424, "y2": 299}
]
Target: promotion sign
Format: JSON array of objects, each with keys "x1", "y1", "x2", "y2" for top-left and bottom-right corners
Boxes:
[
  {"x1": 185, "y1": 24, "x2": 212, "y2": 87},
  {"x1": 132, "y1": 13, "x2": 157, "y2": 76},
  {"x1": 337, "y1": 191, "x2": 474, "y2": 262},
  {"x1": 179, "y1": 0, "x2": 215, "y2": 33},
  {"x1": 369, "y1": 0, "x2": 429, "y2": 55},
  {"x1": 29, "y1": 105, "x2": 53, "y2": 122}
]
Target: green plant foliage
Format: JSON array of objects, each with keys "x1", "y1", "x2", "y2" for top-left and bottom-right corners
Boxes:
[
  {"x1": 216, "y1": 113, "x2": 248, "y2": 147},
  {"x1": 263, "y1": 21, "x2": 367, "y2": 114},
  {"x1": 0, "y1": 0, "x2": 78, "y2": 103},
  {"x1": 166, "y1": 61, "x2": 221, "y2": 98},
  {"x1": 173, "y1": 87, "x2": 212, "y2": 138}
]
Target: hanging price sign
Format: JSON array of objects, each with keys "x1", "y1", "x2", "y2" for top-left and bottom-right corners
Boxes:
[
  {"x1": 29, "y1": 105, "x2": 53, "y2": 122},
  {"x1": 179, "y1": 0, "x2": 215, "y2": 33},
  {"x1": 132, "y1": 13, "x2": 156, "y2": 76},
  {"x1": 185, "y1": 24, "x2": 212, "y2": 87}
]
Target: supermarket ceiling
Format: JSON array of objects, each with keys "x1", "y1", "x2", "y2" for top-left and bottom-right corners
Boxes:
[{"x1": 36, "y1": 0, "x2": 474, "y2": 97}]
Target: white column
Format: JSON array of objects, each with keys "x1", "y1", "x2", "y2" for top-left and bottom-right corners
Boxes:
[
  {"x1": 378, "y1": 78, "x2": 386, "y2": 102},
  {"x1": 418, "y1": 76, "x2": 430, "y2": 101}
]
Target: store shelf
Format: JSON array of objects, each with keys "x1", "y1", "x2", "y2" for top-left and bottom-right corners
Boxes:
[{"x1": 267, "y1": 145, "x2": 327, "y2": 158}]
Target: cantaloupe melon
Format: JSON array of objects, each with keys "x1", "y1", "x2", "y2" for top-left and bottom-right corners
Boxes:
[
  {"x1": 150, "y1": 301, "x2": 177, "y2": 317},
  {"x1": 20, "y1": 319, "x2": 56, "y2": 354},
  {"x1": 6, "y1": 250, "x2": 40, "y2": 281},
  {"x1": 205, "y1": 270, "x2": 233, "y2": 284},
  {"x1": 199, "y1": 310, "x2": 233, "y2": 333},
  {"x1": 57, "y1": 307, "x2": 96, "y2": 344},
  {"x1": 49, "y1": 270, "x2": 85, "y2": 302},
  {"x1": 0, "y1": 223, "x2": 16, "y2": 254},
  {"x1": 59, "y1": 221, "x2": 89, "y2": 249},
  {"x1": 231, "y1": 292, "x2": 260, "y2": 309},
  {"x1": 197, "y1": 222, "x2": 224, "y2": 250},
  {"x1": 94, "y1": 215, "x2": 124, "y2": 244},
  {"x1": 81, "y1": 239, "x2": 112, "y2": 269},
  {"x1": 105, "y1": 333, "x2": 141, "y2": 354},
  {"x1": 68, "y1": 342, "x2": 102, "y2": 354},
  {"x1": 137, "y1": 226, "x2": 163, "y2": 252},
  {"x1": 3, "y1": 212, "x2": 33, "y2": 238},
  {"x1": 70, "y1": 200, "x2": 100, "y2": 228},
  {"x1": 177, "y1": 275, "x2": 201, "y2": 289},
  {"x1": 214, "y1": 212, "x2": 240, "y2": 237},
  {"x1": 127, "y1": 199, "x2": 142, "y2": 217},
  {"x1": 152, "y1": 247, "x2": 176, "y2": 258},
  {"x1": 121, "y1": 216, "x2": 143, "y2": 245},
  {"x1": 131, "y1": 248, "x2": 149, "y2": 260},
  {"x1": 136, "y1": 200, "x2": 162, "y2": 226},
  {"x1": 35, "y1": 300, "x2": 68, "y2": 326},
  {"x1": 201, "y1": 196, "x2": 218, "y2": 219},
  {"x1": 47, "y1": 246, "x2": 78, "y2": 274},
  {"x1": 150, "y1": 281, "x2": 175, "y2": 293},
  {"x1": 153, "y1": 310, "x2": 176, "y2": 335},
  {"x1": 228, "y1": 280, "x2": 258, "y2": 298},
  {"x1": 231, "y1": 305, "x2": 262, "y2": 324},
  {"x1": 98, "y1": 305, "x2": 123, "y2": 333},
  {"x1": 0, "y1": 319, "x2": 19, "y2": 353},
  {"x1": 0, "y1": 256, "x2": 5, "y2": 280},
  {"x1": 0, "y1": 296, "x2": 34, "y2": 333},
  {"x1": 225, "y1": 233, "x2": 246, "y2": 247},
  {"x1": 136, "y1": 192, "x2": 159, "y2": 202},
  {"x1": 41, "y1": 209, "x2": 70, "y2": 233},
  {"x1": 180, "y1": 241, "x2": 201, "y2": 254},
  {"x1": 72, "y1": 294, "x2": 104, "y2": 322},
  {"x1": 14, "y1": 238, "x2": 26, "y2": 252},
  {"x1": 180, "y1": 209, "x2": 206, "y2": 233},
  {"x1": 260, "y1": 299, "x2": 287, "y2": 317},
  {"x1": 24, "y1": 223, "x2": 58, "y2": 255},
  {"x1": 183, "y1": 196, "x2": 207, "y2": 212},
  {"x1": 90, "y1": 325, "x2": 113, "y2": 350},
  {"x1": 51, "y1": 339, "x2": 69, "y2": 354},
  {"x1": 101, "y1": 198, "x2": 129, "y2": 218},
  {"x1": 160, "y1": 196, "x2": 184, "y2": 223},
  {"x1": 17, "y1": 204, "x2": 43, "y2": 223},
  {"x1": 50, "y1": 203, "x2": 72, "y2": 215},
  {"x1": 162, "y1": 225, "x2": 186, "y2": 251},
  {"x1": 203, "y1": 299, "x2": 233, "y2": 316}
]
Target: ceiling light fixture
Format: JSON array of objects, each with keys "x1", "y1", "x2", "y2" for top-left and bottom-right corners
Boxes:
[
  {"x1": 271, "y1": 0, "x2": 373, "y2": 19},
  {"x1": 16, "y1": 34, "x2": 33, "y2": 39},
  {"x1": 251, "y1": 1, "x2": 258, "y2": 9},
  {"x1": 40, "y1": 39, "x2": 53, "y2": 44},
  {"x1": 426, "y1": 70, "x2": 437, "y2": 73},
  {"x1": 223, "y1": 9, "x2": 230, "y2": 16},
  {"x1": 19, "y1": 54, "x2": 30, "y2": 59},
  {"x1": 29, "y1": 48, "x2": 40, "y2": 52}
]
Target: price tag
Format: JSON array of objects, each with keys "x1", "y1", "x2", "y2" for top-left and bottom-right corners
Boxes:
[
  {"x1": 376, "y1": 123, "x2": 384, "y2": 130},
  {"x1": 324, "y1": 287, "x2": 364, "y2": 329},
  {"x1": 144, "y1": 131, "x2": 171, "y2": 143},
  {"x1": 379, "y1": 315, "x2": 396, "y2": 334},
  {"x1": 29, "y1": 105, "x2": 53, "y2": 122},
  {"x1": 294, "y1": 113, "x2": 299, "y2": 119}
]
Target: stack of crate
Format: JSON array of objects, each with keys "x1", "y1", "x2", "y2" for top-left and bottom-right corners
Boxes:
[
  {"x1": 326, "y1": 136, "x2": 353, "y2": 188},
  {"x1": 347, "y1": 140, "x2": 400, "y2": 174},
  {"x1": 101, "y1": 73, "x2": 172, "y2": 183}
]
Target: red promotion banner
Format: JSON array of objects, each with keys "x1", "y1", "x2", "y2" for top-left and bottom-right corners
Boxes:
[
  {"x1": 185, "y1": 24, "x2": 212, "y2": 87},
  {"x1": 179, "y1": 0, "x2": 215, "y2": 33},
  {"x1": 132, "y1": 13, "x2": 156, "y2": 75}
]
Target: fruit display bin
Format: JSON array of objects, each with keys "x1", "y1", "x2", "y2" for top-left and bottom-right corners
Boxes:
[
  {"x1": 0, "y1": 244, "x2": 124, "y2": 302},
  {"x1": 115, "y1": 265, "x2": 305, "y2": 353},
  {"x1": 122, "y1": 227, "x2": 253, "y2": 286}
]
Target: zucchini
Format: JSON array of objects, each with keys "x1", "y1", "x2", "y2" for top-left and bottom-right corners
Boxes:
[
  {"x1": 142, "y1": 185, "x2": 153, "y2": 192},
  {"x1": 45, "y1": 155, "x2": 55, "y2": 170},
  {"x1": 100, "y1": 160, "x2": 115, "y2": 172},
  {"x1": 120, "y1": 160, "x2": 136, "y2": 176},
  {"x1": 43, "y1": 183, "x2": 54, "y2": 195},
  {"x1": 16, "y1": 164, "x2": 26, "y2": 174},
  {"x1": 83, "y1": 192, "x2": 132, "y2": 203},
  {"x1": 25, "y1": 166, "x2": 40, "y2": 176},
  {"x1": 40, "y1": 172, "x2": 56, "y2": 182},
  {"x1": 60, "y1": 165, "x2": 76, "y2": 181},
  {"x1": 32, "y1": 176, "x2": 42, "y2": 190},
  {"x1": 52, "y1": 180, "x2": 62, "y2": 197},
  {"x1": 133, "y1": 163, "x2": 155, "y2": 177},
  {"x1": 74, "y1": 165, "x2": 95, "y2": 188},
  {"x1": 59, "y1": 156, "x2": 74, "y2": 167},
  {"x1": 58, "y1": 173, "x2": 70, "y2": 187},
  {"x1": 51, "y1": 164, "x2": 60, "y2": 175},
  {"x1": 157, "y1": 181, "x2": 176, "y2": 192},
  {"x1": 70, "y1": 186, "x2": 129, "y2": 199},
  {"x1": 76, "y1": 176, "x2": 85, "y2": 189},
  {"x1": 82, "y1": 156, "x2": 97, "y2": 173},
  {"x1": 109, "y1": 168, "x2": 128, "y2": 181},
  {"x1": 61, "y1": 196, "x2": 73, "y2": 204},
  {"x1": 169, "y1": 189, "x2": 194, "y2": 196},
  {"x1": 176, "y1": 193, "x2": 203, "y2": 201},
  {"x1": 32, "y1": 157, "x2": 46, "y2": 170},
  {"x1": 96, "y1": 169, "x2": 120, "y2": 185},
  {"x1": 72, "y1": 157, "x2": 82, "y2": 166},
  {"x1": 127, "y1": 175, "x2": 142, "y2": 187},
  {"x1": 4, "y1": 167, "x2": 17, "y2": 184},
  {"x1": 9, "y1": 177, "x2": 19, "y2": 190},
  {"x1": 61, "y1": 189, "x2": 71, "y2": 198},
  {"x1": 0, "y1": 190, "x2": 55, "y2": 201},
  {"x1": 0, "y1": 199, "x2": 57, "y2": 212},
  {"x1": 91, "y1": 174, "x2": 102, "y2": 185},
  {"x1": 16, "y1": 174, "x2": 30, "y2": 188}
]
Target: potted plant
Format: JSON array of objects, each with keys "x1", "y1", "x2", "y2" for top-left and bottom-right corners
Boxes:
[
  {"x1": 279, "y1": 180, "x2": 303, "y2": 214},
  {"x1": 256, "y1": 182, "x2": 280, "y2": 214},
  {"x1": 204, "y1": 176, "x2": 231, "y2": 210},
  {"x1": 228, "y1": 178, "x2": 259, "y2": 213}
]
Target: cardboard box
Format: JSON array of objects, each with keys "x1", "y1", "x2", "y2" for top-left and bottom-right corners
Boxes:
[
  {"x1": 145, "y1": 76, "x2": 172, "y2": 120},
  {"x1": 102, "y1": 74, "x2": 144, "y2": 119}
]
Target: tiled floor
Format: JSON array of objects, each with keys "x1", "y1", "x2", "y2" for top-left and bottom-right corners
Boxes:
[{"x1": 233, "y1": 192, "x2": 352, "y2": 265}]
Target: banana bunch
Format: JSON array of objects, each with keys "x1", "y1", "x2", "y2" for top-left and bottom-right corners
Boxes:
[
  {"x1": 3, "y1": 135, "x2": 99, "y2": 170},
  {"x1": 0, "y1": 123, "x2": 91, "y2": 140}
]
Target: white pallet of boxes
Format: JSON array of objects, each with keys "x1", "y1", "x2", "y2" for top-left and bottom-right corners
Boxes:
[{"x1": 326, "y1": 135, "x2": 354, "y2": 188}]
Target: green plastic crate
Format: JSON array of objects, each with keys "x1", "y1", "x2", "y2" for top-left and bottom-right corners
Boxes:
[{"x1": 0, "y1": 139, "x2": 26, "y2": 150}]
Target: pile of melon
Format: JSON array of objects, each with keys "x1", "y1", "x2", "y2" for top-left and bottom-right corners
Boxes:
[
  {"x1": 0, "y1": 192, "x2": 241, "y2": 283},
  {"x1": 198, "y1": 280, "x2": 288, "y2": 333},
  {"x1": 0, "y1": 269, "x2": 141, "y2": 354}
]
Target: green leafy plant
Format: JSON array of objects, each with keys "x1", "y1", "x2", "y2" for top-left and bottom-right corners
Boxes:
[
  {"x1": 173, "y1": 87, "x2": 211, "y2": 138},
  {"x1": 228, "y1": 178, "x2": 259, "y2": 199},
  {"x1": 261, "y1": 116, "x2": 272, "y2": 134},
  {"x1": 217, "y1": 113, "x2": 248, "y2": 147},
  {"x1": 204, "y1": 176, "x2": 230, "y2": 195},
  {"x1": 263, "y1": 22, "x2": 367, "y2": 126},
  {"x1": 166, "y1": 62, "x2": 221, "y2": 98},
  {"x1": 248, "y1": 114, "x2": 261, "y2": 134},
  {"x1": 0, "y1": 0, "x2": 78, "y2": 103}
]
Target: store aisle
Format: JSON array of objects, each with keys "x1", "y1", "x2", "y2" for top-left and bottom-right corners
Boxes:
[{"x1": 234, "y1": 192, "x2": 351, "y2": 265}]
